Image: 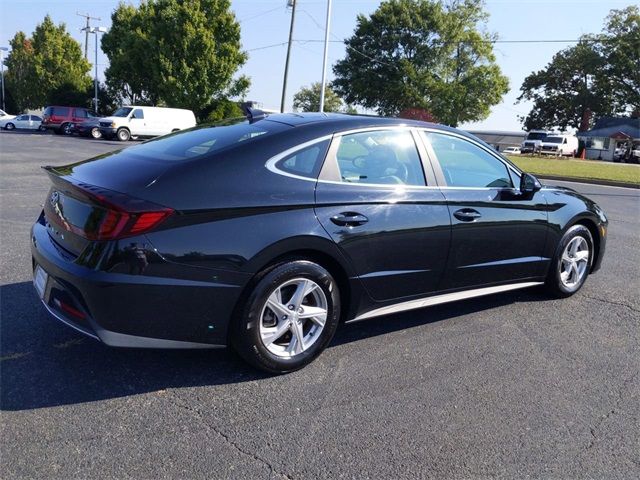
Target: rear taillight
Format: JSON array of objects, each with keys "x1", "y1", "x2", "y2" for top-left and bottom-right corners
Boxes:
[{"x1": 47, "y1": 182, "x2": 174, "y2": 241}]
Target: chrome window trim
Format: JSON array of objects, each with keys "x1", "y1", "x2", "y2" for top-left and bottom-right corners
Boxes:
[{"x1": 264, "y1": 134, "x2": 334, "y2": 183}]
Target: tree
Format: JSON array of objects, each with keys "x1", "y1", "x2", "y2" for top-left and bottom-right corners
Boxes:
[
  {"x1": 518, "y1": 6, "x2": 639, "y2": 131},
  {"x1": 102, "y1": 0, "x2": 249, "y2": 119},
  {"x1": 4, "y1": 16, "x2": 91, "y2": 111},
  {"x1": 4, "y1": 32, "x2": 37, "y2": 111},
  {"x1": 293, "y1": 82, "x2": 347, "y2": 112},
  {"x1": 517, "y1": 40, "x2": 611, "y2": 131},
  {"x1": 599, "y1": 6, "x2": 640, "y2": 113},
  {"x1": 332, "y1": 0, "x2": 508, "y2": 126}
]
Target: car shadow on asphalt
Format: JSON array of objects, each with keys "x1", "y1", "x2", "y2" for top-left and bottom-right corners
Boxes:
[{"x1": 0, "y1": 280, "x2": 545, "y2": 411}]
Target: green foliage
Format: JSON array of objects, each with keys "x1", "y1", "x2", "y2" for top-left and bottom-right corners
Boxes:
[
  {"x1": 200, "y1": 98, "x2": 244, "y2": 123},
  {"x1": 4, "y1": 32, "x2": 37, "y2": 112},
  {"x1": 332, "y1": 0, "x2": 508, "y2": 126},
  {"x1": 4, "y1": 17, "x2": 92, "y2": 111},
  {"x1": 599, "y1": 6, "x2": 640, "y2": 113},
  {"x1": 518, "y1": 6, "x2": 639, "y2": 131},
  {"x1": 293, "y1": 82, "x2": 349, "y2": 113},
  {"x1": 102, "y1": 0, "x2": 249, "y2": 119}
]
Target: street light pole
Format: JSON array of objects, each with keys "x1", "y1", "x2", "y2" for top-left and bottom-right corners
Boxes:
[
  {"x1": 94, "y1": 30, "x2": 98, "y2": 113},
  {"x1": 0, "y1": 47, "x2": 7, "y2": 112},
  {"x1": 84, "y1": 27, "x2": 107, "y2": 114},
  {"x1": 319, "y1": 0, "x2": 332, "y2": 112},
  {"x1": 280, "y1": 0, "x2": 297, "y2": 113}
]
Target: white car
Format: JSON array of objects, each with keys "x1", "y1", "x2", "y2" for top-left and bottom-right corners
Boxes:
[
  {"x1": 503, "y1": 147, "x2": 521, "y2": 155},
  {"x1": 1, "y1": 114, "x2": 43, "y2": 130},
  {"x1": 0, "y1": 109, "x2": 15, "y2": 121}
]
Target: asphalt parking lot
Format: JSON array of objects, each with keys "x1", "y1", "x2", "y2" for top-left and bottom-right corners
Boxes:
[{"x1": 1, "y1": 130, "x2": 639, "y2": 479}]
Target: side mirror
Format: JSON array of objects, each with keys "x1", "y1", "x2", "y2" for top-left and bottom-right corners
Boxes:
[{"x1": 520, "y1": 172, "x2": 541, "y2": 193}]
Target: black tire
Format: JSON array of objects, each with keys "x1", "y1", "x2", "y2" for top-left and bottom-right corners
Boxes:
[
  {"x1": 61, "y1": 123, "x2": 72, "y2": 135},
  {"x1": 545, "y1": 224, "x2": 594, "y2": 298},
  {"x1": 231, "y1": 260, "x2": 340, "y2": 374},
  {"x1": 90, "y1": 127, "x2": 102, "y2": 139},
  {"x1": 5, "y1": 122, "x2": 15, "y2": 130},
  {"x1": 38, "y1": 125, "x2": 46, "y2": 132},
  {"x1": 116, "y1": 128, "x2": 130, "y2": 142}
]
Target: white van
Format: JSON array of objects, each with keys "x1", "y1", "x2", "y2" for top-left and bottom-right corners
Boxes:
[
  {"x1": 99, "y1": 106, "x2": 196, "y2": 141},
  {"x1": 539, "y1": 134, "x2": 579, "y2": 157}
]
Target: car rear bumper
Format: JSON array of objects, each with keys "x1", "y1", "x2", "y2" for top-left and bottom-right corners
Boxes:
[{"x1": 30, "y1": 215, "x2": 244, "y2": 348}]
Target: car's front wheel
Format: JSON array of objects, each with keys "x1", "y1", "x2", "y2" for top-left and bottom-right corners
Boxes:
[
  {"x1": 545, "y1": 224, "x2": 593, "y2": 297},
  {"x1": 90, "y1": 127, "x2": 102, "y2": 139},
  {"x1": 232, "y1": 260, "x2": 340, "y2": 373},
  {"x1": 5, "y1": 122, "x2": 15, "y2": 130},
  {"x1": 116, "y1": 128, "x2": 131, "y2": 142}
]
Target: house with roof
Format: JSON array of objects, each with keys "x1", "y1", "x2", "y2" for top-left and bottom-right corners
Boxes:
[{"x1": 577, "y1": 116, "x2": 640, "y2": 161}]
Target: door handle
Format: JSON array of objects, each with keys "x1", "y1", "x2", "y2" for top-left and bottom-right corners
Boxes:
[
  {"x1": 453, "y1": 208, "x2": 482, "y2": 222},
  {"x1": 330, "y1": 212, "x2": 369, "y2": 227}
]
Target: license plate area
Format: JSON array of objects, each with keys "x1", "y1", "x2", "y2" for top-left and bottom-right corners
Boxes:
[{"x1": 33, "y1": 264, "x2": 49, "y2": 299}]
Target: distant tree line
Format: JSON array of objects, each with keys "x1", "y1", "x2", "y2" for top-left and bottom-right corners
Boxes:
[{"x1": 1, "y1": 1, "x2": 637, "y2": 129}]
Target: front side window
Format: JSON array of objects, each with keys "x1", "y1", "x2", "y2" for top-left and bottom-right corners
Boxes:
[
  {"x1": 132, "y1": 109, "x2": 144, "y2": 119},
  {"x1": 424, "y1": 132, "x2": 512, "y2": 188},
  {"x1": 17, "y1": 115, "x2": 28, "y2": 121},
  {"x1": 276, "y1": 140, "x2": 330, "y2": 178},
  {"x1": 334, "y1": 130, "x2": 425, "y2": 186},
  {"x1": 74, "y1": 109, "x2": 88, "y2": 118}
]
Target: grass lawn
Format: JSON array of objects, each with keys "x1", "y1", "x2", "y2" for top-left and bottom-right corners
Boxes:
[{"x1": 506, "y1": 156, "x2": 640, "y2": 186}]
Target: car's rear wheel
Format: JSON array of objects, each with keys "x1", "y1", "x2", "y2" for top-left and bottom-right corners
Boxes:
[
  {"x1": 232, "y1": 260, "x2": 340, "y2": 373},
  {"x1": 116, "y1": 128, "x2": 131, "y2": 142},
  {"x1": 5, "y1": 122, "x2": 15, "y2": 130},
  {"x1": 545, "y1": 224, "x2": 593, "y2": 297},
  {"x1": 90, "y1": 127, "x2": 102, "y2": 139}
]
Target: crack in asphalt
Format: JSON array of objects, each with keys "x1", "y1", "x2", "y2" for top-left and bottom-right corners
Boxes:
[
  {"x1": 585, "y1": 371, "x2": 639, "y2": 451},
  {"x1": 583, "y1": 295, "x2": 640, "y2": 315},
  {"x1": 163, "y1": 390, "x2": 294, "y2": 480}
]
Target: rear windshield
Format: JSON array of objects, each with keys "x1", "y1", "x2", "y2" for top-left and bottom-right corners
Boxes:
[{"x1": 122, "y1": 120, "x2": 290, "y2": 162}]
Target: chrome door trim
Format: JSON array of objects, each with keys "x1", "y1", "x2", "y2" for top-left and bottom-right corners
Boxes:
[{"x1": 347, "y1": 281, "x2": 543, "y2": 323}]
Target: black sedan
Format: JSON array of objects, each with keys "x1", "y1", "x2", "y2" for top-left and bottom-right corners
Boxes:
[{"x1": 31, "y1": 112, "x2": 607, "y2": 372}]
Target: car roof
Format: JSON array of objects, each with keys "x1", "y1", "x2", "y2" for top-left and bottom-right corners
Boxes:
[{"x1": 259, "y1": 112, "x2": 482, "y2": 143}]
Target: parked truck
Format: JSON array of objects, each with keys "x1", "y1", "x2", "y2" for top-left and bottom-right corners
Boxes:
[
  {"x1": 521, "y1": 130, "x2": 551, "y2": 154},
  {"x1": 539, "y1": 134, "x2": 579, "y2": 157}
]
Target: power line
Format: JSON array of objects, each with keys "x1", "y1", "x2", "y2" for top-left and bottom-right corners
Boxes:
[{"x1": 238, "y1": 5, "x2": 283, "y2": 23}]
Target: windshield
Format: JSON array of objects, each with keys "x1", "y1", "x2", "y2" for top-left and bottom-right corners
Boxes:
[
  {"x1": 112, "y1": 107, "x2": 133, "y2": 117},
  {"x1": 526, "y1": 132, "x2": 548, "y2": 141},
  {"x1": 545, "y1": 137, "x2": 563, "y2": 144},
  {"x1": 121, "y1": 120, "x2": 289, "y2": 162}
]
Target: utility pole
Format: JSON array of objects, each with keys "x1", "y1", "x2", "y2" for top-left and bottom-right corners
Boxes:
[
  {"x1": 319, "y1": 0, "x2": 332, "y2": 112},
  {"x1": 280, "y1": 0, "x2": 297, "y2": 113},
  {"x1": 0, "y1": 47, "x2": 7, "y2": 112},
  {"x1": 77, "y1": 12, "x2": 101, "y2": 60}
]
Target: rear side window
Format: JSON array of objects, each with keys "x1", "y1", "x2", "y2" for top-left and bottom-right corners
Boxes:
[
  {"x1": 47, "y1": 107, "x2": 69, "y2": 116},
  {"x1": 334, "y1": 130, "x2": 426, "y2": 186},
  {"x1": 276, "y1": 140, "x2": 330, "y2": 178},
  {"x1": 423, "y1": 132, "x2": 512, "y2": 188},
  {"x1": 123, "y1": 120, "x2": 290, "y2": 162}
]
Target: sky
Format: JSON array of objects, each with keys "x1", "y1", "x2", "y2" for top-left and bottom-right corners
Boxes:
[{"x1": 0, "y1": 0, "x2": 632, "y2": 131}]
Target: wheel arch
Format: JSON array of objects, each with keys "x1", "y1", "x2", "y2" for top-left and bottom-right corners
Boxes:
[
  {"x1": 564, "y1": 214, "x2": 601, "y2": 273},
  {"x1": 228, "y1": 238, "x2": 356, "y2": 344}
]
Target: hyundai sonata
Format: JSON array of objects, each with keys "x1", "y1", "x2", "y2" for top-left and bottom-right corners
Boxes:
[{"x1": 31, "y1": 112, "x2": 607, "y2": 372}]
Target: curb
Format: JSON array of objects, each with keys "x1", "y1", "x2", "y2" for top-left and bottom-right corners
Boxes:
[{"x1": 539, "y1": 175, "x2": 639, "y2": 189}]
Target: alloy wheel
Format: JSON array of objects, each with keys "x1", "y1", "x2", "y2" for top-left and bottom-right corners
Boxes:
[
  {"x1": 559, "y1": 236, "x2": 590, "y2": 288},
  {"x1": 259, "y1": 278, "x2": 328, "y2": 358}
]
